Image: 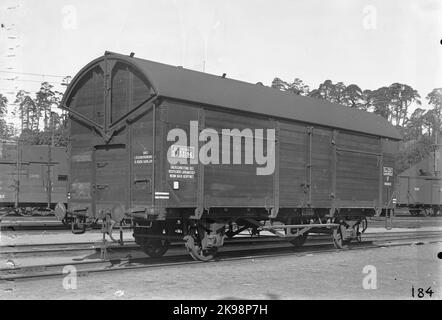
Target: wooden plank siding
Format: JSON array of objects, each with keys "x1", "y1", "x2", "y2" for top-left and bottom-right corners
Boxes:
[
  {"x1": 68, "y1": 67, "x2": 104, "y2": 214},
  {"x1": 159, "y1": 101, "x2": 394, "y2": 211},
  {"x1": 0, "y1": 143, "x2": 68, "y2": 207},
  {"x1": 202, "y1": 109, "x2": 273, "y2": 208}
]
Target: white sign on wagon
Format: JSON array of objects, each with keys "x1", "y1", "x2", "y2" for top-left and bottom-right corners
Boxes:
[
  {"x1": 383, "y1": 167, "x2": 393, "y2": 176},
  {"x1": 134, "y1": 151, "x2": 153, "y2": 164},
  {"x1": 170, "y1": 145, "x2": 195, "y2": 159}
]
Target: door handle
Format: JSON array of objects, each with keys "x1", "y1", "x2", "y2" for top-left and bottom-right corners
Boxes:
[
  {"x1": 134, "y1": 178, "x2": 150, "y2": 184},
  {"x1": 134, "y1": 178, "x2": 152, "y2": 193},
  {"x1": 96, "y1": 162, "x2": 108, "y2": 168}
]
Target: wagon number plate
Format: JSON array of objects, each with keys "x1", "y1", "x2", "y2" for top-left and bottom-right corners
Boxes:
[
  {"x1": 383, "y1": 167, "x2": 393, "y2": 176},
  {"x1": 170, "y1": 145, "x2": 195, "y2": 159}
]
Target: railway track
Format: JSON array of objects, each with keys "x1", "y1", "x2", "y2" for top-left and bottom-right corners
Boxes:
[
  {"x1": 1, "y1": 230, "x2": 441, "y2": 281},
  {"x1": 1, "y1": 236, "x2": 287, "y2": 256},
  {"x1": 1, "y1": 231, "x2": 440, "y2": 256}
]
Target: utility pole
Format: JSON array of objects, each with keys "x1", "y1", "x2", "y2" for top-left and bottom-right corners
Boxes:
[
  {"x1": 435, "y1": 123, "x2": 440, "y2": 177},
  {"x1": 432, "y1": 107, "x2": 441, "y2": 176}
]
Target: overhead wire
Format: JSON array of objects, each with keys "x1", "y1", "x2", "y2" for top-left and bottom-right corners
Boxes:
[
  {"x1": 0, "y1": 77, "x2": 67, "y2": 85},
  {"x1": 0, "y1": 70, "x2": 68, "y2": 78}
]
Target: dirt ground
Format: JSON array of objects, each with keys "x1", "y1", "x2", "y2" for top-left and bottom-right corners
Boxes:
[{"x1": 1, "y1": 241, "x2": 441, "y2": 300}]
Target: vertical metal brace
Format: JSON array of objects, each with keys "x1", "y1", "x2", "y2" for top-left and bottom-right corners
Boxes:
[
  {"x1": 270, "y1": 120, "x2": 280, "y2": 219},
  {"x1": 91, "y1": 143, "x2": 97, "y2": 218},
  {"x1": 47, "y1": 143, "x2": 52, "y2": 208},
  {"x1": 127, "y1": 69, "x2": 133, "y2": 209},
  {"x1": 151, "y1": 100, "x2": 157, "y2": 208},
  {"x1": 157, "y1": 102, "x2": 168, "y2": 221},
  {"x1": 377, "y1": 154, "x2": 384, "y2": 215},
  {"x1": 306, "y1": 126, "x2": 314, "y2": 207},
  {"x1": 103, "y1": 57, "x2": 116, "y2": 133},
  {"x1": 159, "y1": 104, "x2": 167, "y2": 194},
  {"x1": 192, "y1": 108, "x2": 205, "y2": 220},
  {"x1": 91, "y1": 68, "x2": 99, "y2": 218},
  {"x1": 330, "y1": 130, "x2": 338, "y2": 217}
]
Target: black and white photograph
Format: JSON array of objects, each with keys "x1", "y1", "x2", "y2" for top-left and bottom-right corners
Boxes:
[{"x1": 0, "y1": 0, "x2": 441, "y2": 305}]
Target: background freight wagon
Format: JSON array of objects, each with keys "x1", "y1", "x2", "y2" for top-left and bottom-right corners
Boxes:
[
  {"x1": 59, "y1": 52, "x2": 401, "y2": 260},
  {"x1": 0, "y1": 141, "x2": 68, "y2": 214},
  {"x1": 396, "y1": 149, "x2": 442, "y2": 215}
]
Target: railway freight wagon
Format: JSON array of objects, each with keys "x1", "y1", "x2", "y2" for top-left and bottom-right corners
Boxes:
[
  {"x1": 396, "y1": 150, "x2": 441, "y2": 216},
  {"x1": 0, "y1": 141, "x2": 68, "y2": 215},
  {"x1": 58, "y1": 51, "x2": 401, "y2": 261}
]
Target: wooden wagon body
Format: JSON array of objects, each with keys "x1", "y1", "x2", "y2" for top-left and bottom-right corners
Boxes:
[
  {"x1": 59, "y1": 52, "x2": 401, "y2": 259},
  {"x1": 0, "y1": 142, "x2": 68, "y2": 212}
]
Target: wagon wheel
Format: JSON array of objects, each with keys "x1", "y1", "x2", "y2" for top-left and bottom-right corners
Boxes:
[
  {"x1": 0, "y1": 208, "x2": 11, "y2": 217},
  {"x1": 139, "y1": 238, "x2": 170, "y2": 258},
  {"x1": 360, "y1": 217, "x2": 368, "y2": 233},
  {"x1": 184, "y1": 226, "x2": 218, "y2": 262},
  {"x1": 285, "y1": 217, "x2": 309, "y2": 247},
  {"x1": 33, "y1": 207, "x2": 53, "y2": 216},
  {"x1": 18, "y1": 207, "x2": 32, "y2": 217},
  {"x1": 184, "y1": 235, "x2": 218, "y2": 262},
  {"x1": 354, "y1": 217, "x2": 367, "y2": 243},
  {"x1": 289, "y1": 232, "x2": 309, "y2": 247},
  {"x1": 135, "y1": 222, "x2": 170, "y2": 258},
  {"x1": 332, "y1": 225, "x2": 349, "y2": 249},
  {"x1": 54, "y1": 203, "x2": 67, "y2": 221}
]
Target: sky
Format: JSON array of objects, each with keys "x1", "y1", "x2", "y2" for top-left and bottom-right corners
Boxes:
[{"x1": 0, "y1": 0, "x2": 441, "y2": 126}]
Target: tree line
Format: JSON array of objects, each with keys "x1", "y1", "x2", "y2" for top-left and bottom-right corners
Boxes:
[
  {"x1": 271, "y1": 77, "x2": 442, "y2": 173},
  {"x1": 0, "y1": 77, "x2": 71, "y2": 146}
]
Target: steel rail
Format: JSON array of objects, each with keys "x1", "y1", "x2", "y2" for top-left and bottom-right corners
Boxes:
[
  {"x1": 0, "y1": 235, "x2": 309, "y2": 256},
  {"x1": 2, "y1": 231, "x2": 441, "y2": 256},
  {"x1": 1, "y1": 231, "x2": 441, "y2": 281},
  {"x1": 2, "y1": 231, "x2": 442, "y2": 256}
]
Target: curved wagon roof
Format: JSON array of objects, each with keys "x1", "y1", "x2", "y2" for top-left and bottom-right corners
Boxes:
[
  {"x1": 398, "y1": 149, "x2": 442, "y2": 177},
  {"x1": 64, "y1": 52, "x2": 401, "y2": 140}
]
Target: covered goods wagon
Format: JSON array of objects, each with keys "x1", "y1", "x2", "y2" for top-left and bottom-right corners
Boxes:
[{"x1": 58, "y1": 52, "x2": 401, "y2": 260}]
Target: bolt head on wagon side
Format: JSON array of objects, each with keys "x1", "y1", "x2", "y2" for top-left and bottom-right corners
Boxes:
[{"x1": 56, "y1": 51, "x2": 401, "y2": 261}]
